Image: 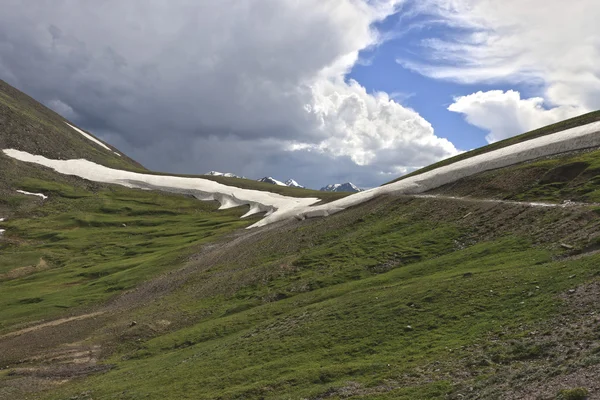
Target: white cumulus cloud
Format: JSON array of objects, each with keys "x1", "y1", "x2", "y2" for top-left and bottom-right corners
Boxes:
[
  {"x1": 399, "y1": 0, "x2": 599, "y2": 141},
  {"x1": 299, "y1": 78, "x2": 457, "y2": 167},
  {"x1": 448, "y1": 90, "x2": 586, "y2": 143}
]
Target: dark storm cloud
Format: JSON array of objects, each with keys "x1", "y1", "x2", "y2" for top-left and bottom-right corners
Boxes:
[{"x1": 0, "y1": 0, "x2": 458, "y2": 188}]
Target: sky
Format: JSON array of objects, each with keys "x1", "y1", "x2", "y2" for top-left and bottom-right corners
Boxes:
[{"x1": 0, "y1": 0, "x2": 598, "y2": 189}]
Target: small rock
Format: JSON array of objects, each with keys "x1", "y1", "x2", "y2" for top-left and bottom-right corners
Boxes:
[
  {"x1": 122, "y1": 223, "x2": 127, "y2": 227},
  {"x1": 405, "y1": 325, "x2": 413, "y2": 331},
  {"x1": 463, "y1": 272, "x2": 473, "y2": 278},
  {"x1": 568, "y1": 289, "x2": 576, "y2": 295},
  {"x1": 560, "y1": 243, "x2": 574, "y2": 250},
  {"x1": 569, "y1": 274, "x2": 577, "y2": 279},
  {"x1": 129, "y1": 321, "x2": 137, "y2": 327}
]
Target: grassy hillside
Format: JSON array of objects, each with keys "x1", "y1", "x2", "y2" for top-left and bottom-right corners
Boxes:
[
  {"x1": 387, "y1": 110, "x2": 600, "y2": 185},
  {"x1": 0, "y1": 79, "x2": 144, "y2": 171},
  {"x1": 3, "y1": 82, "x2": 600, "y2": 399},
  {"x1": 3, "y1": 190, "x2": 600, "y2": 399},
  {"x1": 0, "y1": 178, "x2": 255, "y2": 333}
]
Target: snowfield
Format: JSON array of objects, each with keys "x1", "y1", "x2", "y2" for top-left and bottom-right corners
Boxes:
[
  {"x1": 2, "y1": 150, "x2": 319, "y2": 228},
  {"x1": 4, "y1": 120, "x2": 600, "y2": 228}
]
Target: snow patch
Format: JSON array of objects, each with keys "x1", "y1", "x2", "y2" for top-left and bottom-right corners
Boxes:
[
  {"x1": 16, "y1": 190, "x2": 48, "y2": 200},
  {"x1": 2, "y1": 151, "x2": 319, "y2": 228},
  {"x1": 66, "y1": 122, "x2": 120, "y2": 157}
]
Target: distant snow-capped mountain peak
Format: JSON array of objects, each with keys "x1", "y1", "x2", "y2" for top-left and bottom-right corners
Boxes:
[
  {"x1": 258, "y1": 176, "x2": 287, "y2": 186},
  {"x1": 285, "y1": 179, "x2": 304, "y2": 188},
  {"x1": 205, "y1": 171, "x2": 240, "y2": 178},
  {"x1": 320, "y1": 182, "x2": 362, "y2": 193},
  {"x1": 258, "y1": 177, "x2": 306, "y2": 188}
]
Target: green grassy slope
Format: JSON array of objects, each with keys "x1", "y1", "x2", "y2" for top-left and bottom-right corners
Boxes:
[
  {"x1": 0, "y1": 79, "x2": 144, "y2": 171},
  {"x1": 387, "y1": 110, "x2": 600, "y2": 185},
  {"x1": 2, "y1": 82, "x2": 600, "y2": 399},
  {"x1": 26, "y1": 193, "x2": 600, "y2": 400},
  {"x1": 0, "y1": 177, "x2": 254, "y2": 333}
]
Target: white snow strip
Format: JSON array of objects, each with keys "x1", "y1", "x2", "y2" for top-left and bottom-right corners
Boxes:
[
  {"x1": 0, "y1": 229, "x2": 5, "y2": 236},
  {"x1": 0, "y1": 218, "x2": 5, "y2": 222},
  {"x1": 4, "y1": 120, "x2": 600, "y2": 228},
  {"x1": 2, "y1": 150, "x2": 319, "y2": 228},
  {"x1": 16, "y1": 190, "x2": 48, "y2": 200},
  {"x1": 255, "y1": 120, "x2": 600, "y2": 227},
  {"x1": 66, "y1": 122, "x2": 113, "y2": 152}
]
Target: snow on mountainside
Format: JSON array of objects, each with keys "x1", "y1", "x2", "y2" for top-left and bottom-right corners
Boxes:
[
  {"x1": 259, "y1": 177, "x2": 305, "y2": 188},
  {"x1": 258, "y1": 177, "x2": 287, "y2": 186},
  {"x1": 2, "y1": 149, "x2": 320, "y2": 229},
  {"x1": 285, "y1": 179, "x2": 304, "y2": 188},
  {"x1": 205, "y1": 171, "x2": 241, "y2": 178},
  {"x1": 5, "y1": 120, "x2": 600, "y2": 229},
  {"x1": 320, "y1": 182, "x2": 362, "y2": 193},
  {"x1": 66, "y1": 122, "x2": 122, "y2": 157}
]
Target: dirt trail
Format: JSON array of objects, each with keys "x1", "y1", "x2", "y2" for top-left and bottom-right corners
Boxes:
[
  {"x1": 408, "y1": 194, "x2": 599, "y2": 208},
  {"x1": 0, "y1": 312, "x2": 105, "y2": 340},
  {"x1": 402, "y1": 194, "x2": 600, "y2": 208}
]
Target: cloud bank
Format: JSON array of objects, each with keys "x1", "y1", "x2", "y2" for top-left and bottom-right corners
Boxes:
[{"x1": 0, "y1": 0, "x2": 459, "y2": 188}]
